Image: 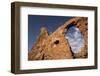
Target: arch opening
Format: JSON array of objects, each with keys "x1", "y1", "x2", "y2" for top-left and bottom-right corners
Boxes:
[
  {"x1": 54, "y1": 40, "x2": 59, "y2": 45},
  {"x1": 65, "y1": 24, "x2": 84, "y2": 53}
]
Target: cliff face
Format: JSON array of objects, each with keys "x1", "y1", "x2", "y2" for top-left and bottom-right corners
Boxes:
[{"x1": 28, "y1": 17, "x2": 88, "y2": 60}]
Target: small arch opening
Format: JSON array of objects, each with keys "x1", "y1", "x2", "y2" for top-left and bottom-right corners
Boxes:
[{"x1": 54, "y1": 40, "x2": 59, "y2": 45}]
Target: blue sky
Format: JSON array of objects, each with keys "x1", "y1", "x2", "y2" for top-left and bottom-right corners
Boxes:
[{"x1": 28, "y1": 15, "x2": 73, "y2": 51}]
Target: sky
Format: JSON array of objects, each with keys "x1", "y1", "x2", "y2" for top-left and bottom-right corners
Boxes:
[
  {"x1": 66, "y1": 25, "x2": 84, "y2": 53},
  {"x1": 28, "y1": 15, "x2": 73, "y2": 51}
]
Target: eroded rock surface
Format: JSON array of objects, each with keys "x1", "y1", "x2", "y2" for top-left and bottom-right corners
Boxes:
[{"x1": 28, "y1": 17, "x2": 88, "y2": 60}]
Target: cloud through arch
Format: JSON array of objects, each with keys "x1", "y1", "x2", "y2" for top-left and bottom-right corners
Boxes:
[{"x1": 65, "y1": 25, "x2": 84, "y2": 53}]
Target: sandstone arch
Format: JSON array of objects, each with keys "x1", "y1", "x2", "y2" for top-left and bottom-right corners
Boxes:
[{"x1": 28, "y1": 17, "x2": 88, "y2": 60}]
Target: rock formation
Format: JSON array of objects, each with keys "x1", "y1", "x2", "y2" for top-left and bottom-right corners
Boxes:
[{"x1": 28, "y1": 17, "x2": 88, "y2": 60}]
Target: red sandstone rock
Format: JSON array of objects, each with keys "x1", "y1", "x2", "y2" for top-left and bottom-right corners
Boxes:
[{"x1": 28, "y1": 17, "x2": 88, "y2": 60}]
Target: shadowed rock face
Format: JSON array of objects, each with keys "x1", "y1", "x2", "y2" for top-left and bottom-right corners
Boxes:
[{"x1": 28, "y1": 17, "x2": 88, "y2": 60}]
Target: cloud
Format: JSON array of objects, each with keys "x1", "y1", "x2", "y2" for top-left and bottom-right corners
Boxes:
[{"x1": 66, "y1": 26, "x2": 84, "y2": 53}]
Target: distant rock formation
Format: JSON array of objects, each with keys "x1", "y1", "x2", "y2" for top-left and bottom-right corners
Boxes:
[{"x1": 28, "y1": 17, "x2": 88, "y2": 60}]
